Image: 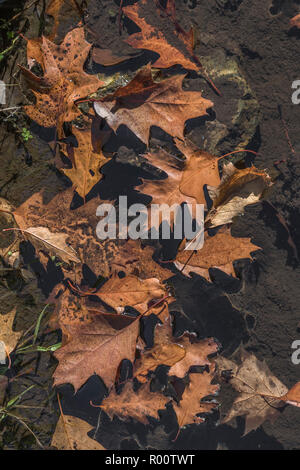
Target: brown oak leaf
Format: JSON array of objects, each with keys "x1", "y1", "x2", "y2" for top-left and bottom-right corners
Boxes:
[
  {"x1": 216, "y1": 349, "x2": 288, "y2": 435},
  {"x1": 174, "y1": 228, "x2": 261, "y2": 281},
  {"x1": 290, "y1": 13, "x2": 300, "y2": 29},
  {"x1": 61, "y1": 123, "x2": 110, "y2": 198},
  {"x1": 123, "y1": 0, "x2": 198, "y2": 71},
  {"x1": 137, "y1": 141, "x2": 219, "y2": 229},
  {"x1": 173, "y1": 369, "x2": 219, "y2": 429},
  {"x1": 100, "y1": 382, "x2": 170, "y2": 425},
  {"x1": 53, "y1": 315, "x2": 139, "y2": 391},
  {"x1": 93, "y1": 274, "x2": 167, "y2": 314},
  {"x1": 94, "y1": 64, "x2": 213, "y2": 145},
  {"x1": 20, "y1": 27, "x2": 102, "y2": 135}
]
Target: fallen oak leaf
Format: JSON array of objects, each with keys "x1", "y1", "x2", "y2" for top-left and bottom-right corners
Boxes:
[
  {"x1": 123, "y1": 0, "x2": 198, "y2": 71},
  {"x1": 136, "y1": 142, "x2": 219, "y2": 229},
  {"x1": 134, "y1": 319, "x2": 186, "y2": 383},
  {"x1": 174, "y1": 228, "x2": 261, "y2": 281},
  {"x1": 97, "y1": 382, "x2": 170, "y2": 425},
  {"x1": 92, "y1": 273, "x2": 167, "y2": 315},
  {"x1": 60, "y1": 122, "x2": 110, "y2": 199},
  {"x1": 216, "y1": 349, "x2": 288, "y2": 435},
  {"x1": 281, "y1": 382, "x2": 300, "y2": 408},
  {"x1": 20, "y1": 27, "x2": 103, "y2": 136},
  {"x1": 290, "y1": 13, "x2": 300, "y2": 29},
  {"x1": 206, "y1": 163, "x2": 272, "y2": 228},
  {"x1": 94, "y1": 64, "x2": 213, "y2": 145},
  {"x1": 52, "y1": 394, "x2": 105, "y2": 450},
  {"x1": 92, "y1": 47, "x2": 140, "y2": 67},
  {"x1": 173, "y1": 369, "x2": 219, "y2": 431},
  {"x1": 53, "y1": 314, "x2": 139, "y2": 391},
  {"x1": 135, "y1": 317, "x2": 219, "y2": 381}
]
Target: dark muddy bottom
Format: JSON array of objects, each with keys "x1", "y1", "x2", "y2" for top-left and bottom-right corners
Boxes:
[{"x1": 0, "y1": 0, "x2": 300, "y2": 450}]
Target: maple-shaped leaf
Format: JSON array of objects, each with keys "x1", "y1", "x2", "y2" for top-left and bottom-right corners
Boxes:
[
  {"x1": 20, "y1": 226, "x2": 80, "y2": 264},
  {"x1": 173, "y1": 369, "x2": 219, "y2": 429},
  {"x1": 20, "y1": 27, "x2": 102, "y2": 135},
  {"x1": 61, "y1": 123, "x2": 110, "y2": 198},
  {"x1": 100, "y1": 382, "x2": 170, "y2": 425},
  {"x1": 51, "y1": 414, "x2": 105, "y2": 450},
  {"x1": 174, "y1": 228, "x2": 261, "y2": 281},
  {"x1": 206, "y1": 163, "x2": 272, "y2": 228},
  {"x1": 137, "y1": 143, "x2": 219, "y2": 229},
  {"x1": 290, "y1": 13, "x2": 300, "y2": 29},
  {"x1": 94, "y1": 64, "x2": 213, "y2": 145},
  {"x1": 123, "y1": 0, "x2": 198, "y2": 71},
  {"x1": 0, "y1": 308, "x2": 22, "y2": 356},
  {"x1": 217, "y1": 349, "x2": 288, "y2": 435},
  {"x1": 53, "y1": 315, "x2": 139, "y2": 391},
  {"x1": 93, "y1": 274, "x2": 166, "y2": 314}
]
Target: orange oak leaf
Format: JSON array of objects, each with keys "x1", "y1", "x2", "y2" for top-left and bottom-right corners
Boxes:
[
  {"x1": 100, "y1": 382, "x2": 170, "y2": 425},
  {"x1": 20, "y1": 27, "x2": 103, "y2": 135},
  {"x1": 94, "y1": 64, "x2": 213, "y2": 145},
  {"x1": 135, "y1": 318, "x2": 219, "y2": 382},
  {"x1": 93, "y1": 274, "x2": 167, "y2": 315},
  {"x1": 173, "y1": 369, "x2": 219, "y2": 429},
  {"x1": 136, "y1": 141, "x2": 219, "y2": 229},
  {"x1": 281, "y1": 382, "x2": 300, "y2": 408},
  {"x1": 60, "y1": 123, "x2": 110, "y2": 198},
  {"x1": 134, "y1": 320, "x2": 186, "y2": 383},
  {"x1": 174, "y1": 229, "x2": 261, "y2": 281},
  {"x1": 53, "y1": 314, "x2": 139, "y2": 391},
  {"x1": 290, "y1": 13, "x2": 300, "y2": 29},
  {"x1": 123, "y1": 0, "x2": 198, "y2": 71}
]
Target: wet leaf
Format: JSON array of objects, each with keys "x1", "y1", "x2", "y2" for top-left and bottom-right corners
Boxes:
[
  {"x1": 51, "y1": 414, "x2": 105, "y2": 450},
  {"x1": 0, "y1": 308, "x2": 22, "y2": 356},
  {"x1": 94, "y1": 64, "x2": 213, "y2": 145},
  {"x1": 217, "y1": 349, "x2": 288, "y2": 435},
  {"x1": 100, "y1": 382, "x2": 170, "y2": 425},
  {"x1": 20, "y1": 27, "x2": 102, "y2": 135},
  {"x1": 206, "y1": 163, "x2": 272, "y2": 228},
  {"x1": 174, "y1": 228, "x2": 260, "y2": 281}
]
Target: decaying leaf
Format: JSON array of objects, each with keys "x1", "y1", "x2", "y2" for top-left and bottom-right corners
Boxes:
[
  {"x1": 206, "y1": 163, "x2": 272, "y2": 228},
  {"x1": 94, "y1": 274, "x2": 166, "y2": 314},
  {"x1": 174, "y1": 229, "x2": 261, "y2": 281},
  {"x1": 53, "y1": 315, "x2": 139, "y2": 391},
  {"x1": 0, "y1": 308, "x2": 22, "y2": 356},
  {"x1": 21, "y1": 226, "x2": 80, "y2": 264},
  {"x1": 61, "y1": 123, "x2": 110, "y2": 198},
  {"x1": 94, "y1": 64, "x2": 213, "y2": 145},
  {"x1": 173, "y1": 369, "x2": 219, "y2": 429},
  {"x1": 51, "y1": 414, "x2": 105, "y2": 450},
  {"x1": 123, "y1": 0, "x2": 198, "y2": 71},
  {"x1": 217, "y1": 349, "x2": 288, "y2": 435},
  {"x1": 92, "y1": 47, "x2": 139, "y2": 67},
  {"x1": 20, "y1": 27, "x2": 102, "y2": 135},
  {"x1": 100, "y1": 382, "x2": 170, "y2": 425}
]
